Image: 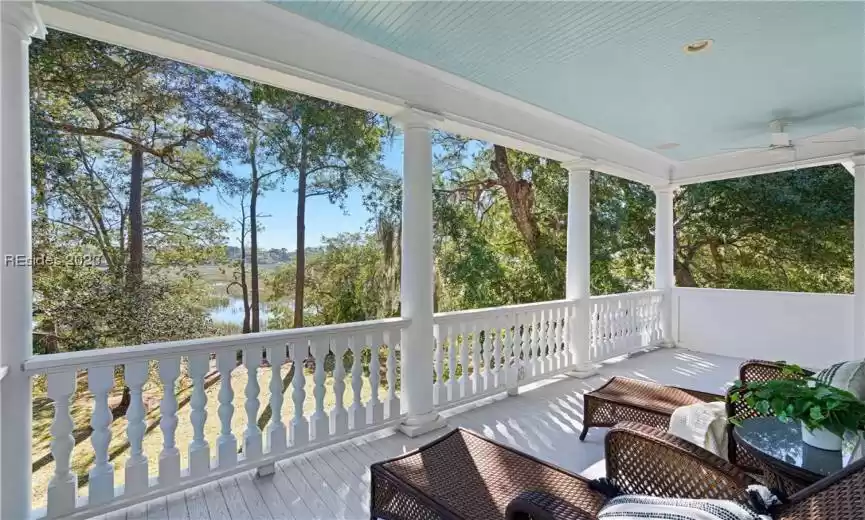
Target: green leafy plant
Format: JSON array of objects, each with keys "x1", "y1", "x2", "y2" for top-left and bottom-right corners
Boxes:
[{"x1": 729, "y1": 365, "x2": 865, "y2": 437}]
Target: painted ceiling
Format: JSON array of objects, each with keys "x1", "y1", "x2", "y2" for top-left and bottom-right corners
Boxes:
[{"x1": 274, "y1": 1, "x2": 864, "y2": 160}]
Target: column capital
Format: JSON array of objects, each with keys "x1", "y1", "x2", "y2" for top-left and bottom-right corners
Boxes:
[
  {"x1": 651, "y1": 184, "x2": 678, "y2": 195},
  {"x1": 2, "y1": 1, "x2": 46, "y2": 41},
  {"x1": 395, "y1": 106, "x2": 443, "y2": 131},
  {"x1": 560, "y1": 158, "x2": 596, "y2": 174}
]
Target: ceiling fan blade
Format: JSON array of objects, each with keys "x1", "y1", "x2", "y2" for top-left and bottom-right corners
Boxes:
[
  {"x1": 810, "y1": 139, "x2": 859, "y2": 144},
  {"x1": 784, "y1": 102, "x2": 863, "y2": 123},
  {"x1": 719, "y1": 146, "x2": 769, "y2": 151}
]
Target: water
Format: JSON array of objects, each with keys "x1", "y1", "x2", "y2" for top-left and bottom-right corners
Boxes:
[{"x1": 210, "y1": 297, "x2": 273, "y2": 330}]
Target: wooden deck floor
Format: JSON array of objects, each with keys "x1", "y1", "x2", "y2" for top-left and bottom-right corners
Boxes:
[{"x1": 96, "y1": 348, "x2": 742, "y2": 520}]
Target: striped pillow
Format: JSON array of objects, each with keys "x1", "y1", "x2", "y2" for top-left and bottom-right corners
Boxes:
[
  {"x1": 816, "y1": 360, "x2": 865, "y2": 401},
  {"x1": 598, "y1": 495, "x2": 771, "y2": 520}
]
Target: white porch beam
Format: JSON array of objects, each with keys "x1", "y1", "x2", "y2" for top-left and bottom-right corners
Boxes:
[
  {"x1": 854, "y1": 153, "x2": 865, "y2": 360},
  {"x1": 562, "y1": 161, "x2": 596, "y2": 377},
  {"x1": 1, "y1": 2, "x2": 44, "y2": 519},
  {"x1": 673, "y1": 128, "x2": 864, "y2": 185},
  {"x1": 653, "y1": 185, "x2": 676, "y2": 346},
  {"x1": 397, "y1": 108, "x2": 446, "y2": 438}
]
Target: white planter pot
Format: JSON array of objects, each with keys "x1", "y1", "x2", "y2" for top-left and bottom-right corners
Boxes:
[{"x1": 801, "y1": 423, "x2": 842, "y2": 451}]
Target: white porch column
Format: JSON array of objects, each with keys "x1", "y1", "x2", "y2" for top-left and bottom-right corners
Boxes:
[
  {"x1": 653, "y1": 185, "x2": 676, "y2": 346},
  {"x1": 1, "y1": 3, "x2": 44, "y2": 519},
  {"x1": 853, "y1": 154, "x2": 865, "y2": 359},
  {"x1": 562, "y1": 161, "x2": 596, "y2": 377},
  {"x1": 397, "y1": 108, "x2": 446, "y2": 438}
]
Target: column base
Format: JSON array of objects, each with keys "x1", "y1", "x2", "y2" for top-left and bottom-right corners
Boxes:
[
  {"x1": 399, "y1": 412, "x2": 448, "y2": 438},
  {"x1": 565, "y1": 365, "x2": 598, "y2": 379},
  {"x1": 256, "y1": 463, "x2": 275, "y2": 477}
]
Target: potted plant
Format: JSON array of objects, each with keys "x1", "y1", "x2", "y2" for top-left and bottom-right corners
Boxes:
[{"x1": 730, "y1": 367, "x2": 865, "y2": 451}]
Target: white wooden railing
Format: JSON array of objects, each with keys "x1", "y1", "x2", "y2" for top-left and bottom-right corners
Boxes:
[
  {"x1": 590, "y1": 290, "x2": 664, "y2": 361},
  {"x1": 23, "y1": 318, "x2": 408, "y2": 519},
  {"x1": 20, "y1": 291, "x2": 666, "y2": 518},
  {"x1": 432, "y1": 299, "x2": 578, "y2": 408}
]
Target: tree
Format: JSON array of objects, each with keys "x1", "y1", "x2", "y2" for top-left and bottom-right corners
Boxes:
[
  {"x1": 31, "y1": 31, "x2": 224, "y2": 294},
  {"x1": 673, "y1": 165, "x2": 853, "y2": 292},
  {"x1": 30, "y1": 31, "x2": 230, "y2": 416},
  {"x1": 257, "y1": 89, "x2": 387, "y2": 327}
]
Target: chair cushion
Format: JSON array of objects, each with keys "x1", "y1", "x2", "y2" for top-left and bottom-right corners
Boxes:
[
  {"x1": 815, "y1": 360, "x2": 865, "y2": 400},
  {"x1": 597, "y1": 495, "x2": 772, "y2": 520}
]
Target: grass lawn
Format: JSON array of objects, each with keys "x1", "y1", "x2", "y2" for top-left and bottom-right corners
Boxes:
[{"x1": 30, "y1": 360, "x2": 389, "y2": 510}]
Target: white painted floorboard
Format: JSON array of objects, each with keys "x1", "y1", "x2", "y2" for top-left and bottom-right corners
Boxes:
[{"x1": 97, "y1": 348, "x2": 741, "y2": 520}]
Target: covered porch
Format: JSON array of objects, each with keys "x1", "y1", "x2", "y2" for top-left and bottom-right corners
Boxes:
[{"x1": 1, "y1": 1, "x2": 863, "y2": 519}]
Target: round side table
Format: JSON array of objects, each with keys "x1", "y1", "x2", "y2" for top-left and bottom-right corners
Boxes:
[{"x1": 733, "y1": 417, "x2": 843, "y2": 494}]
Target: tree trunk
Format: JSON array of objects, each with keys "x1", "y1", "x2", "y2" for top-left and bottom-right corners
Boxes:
[
  {"x1": 126, "y1": 148, "x2": 145, "y2": 291},
  {"x1": 293, "y1": 138, "x2": 309, "y2": 329},
  {"x1": 239, "y1": 222, "x2": 251, "y2": 334},
  {"x1": 675, "y1": 261, "x2": 698, "y2": 287},
  {"x1": 490, "y1": 145, "x2": 541, "y2": 253},
  {"x1": 121, "y1": 147, "x2": 144, "y2": 414},
  {"x1": 250, "y1": 154, "x2": 261, "y2": 332}
]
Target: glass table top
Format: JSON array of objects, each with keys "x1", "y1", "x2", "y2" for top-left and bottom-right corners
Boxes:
[{"x1": 734, "y1": 417, "x2": 843, "y2": 477}]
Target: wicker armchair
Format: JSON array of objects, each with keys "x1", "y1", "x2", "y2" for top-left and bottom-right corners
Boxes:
[
  {"x1": 506, "y1": 422, "x2": 865, "y2": 520},
  {"x1": 370, "y1": 422, "x2": 757, "y2": 520}
]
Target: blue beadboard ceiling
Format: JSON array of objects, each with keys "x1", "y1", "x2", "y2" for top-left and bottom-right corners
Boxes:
[{"x1": 274, "y1": 1, "x2": 864, "y2": 160}]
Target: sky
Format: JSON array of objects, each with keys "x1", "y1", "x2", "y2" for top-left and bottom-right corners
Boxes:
[{"x1": 200, "y1": 139, "x2": 405, "y2": 251}]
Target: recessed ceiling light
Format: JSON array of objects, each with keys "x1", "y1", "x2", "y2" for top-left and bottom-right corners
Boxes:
[
  {"x1": 656, "y1": 142, "x2": 680, "y2": 150},
  {"x1": 684, "y1": 39, "x2": 713, "y2": 54}
]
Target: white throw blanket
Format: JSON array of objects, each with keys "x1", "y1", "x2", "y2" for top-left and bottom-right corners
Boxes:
[{"x1": 668, "y1": 401, "x2": 729, "y2": 460}]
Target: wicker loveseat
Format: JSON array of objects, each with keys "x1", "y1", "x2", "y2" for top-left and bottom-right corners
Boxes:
[{"x1": 370, "y1": 421, "x2": 865, "y2": 520}]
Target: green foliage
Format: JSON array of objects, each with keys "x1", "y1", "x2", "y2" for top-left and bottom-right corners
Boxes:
[
  {"x1": 266, "y1": 233, "x2": 399, "y2": 326},
  {"x1": 730, "y1": 367, "x2": 865, "y2": 437},
  {"x1": 30, "y1": 31, "x2": 228, "y2": 353},
  {"x1": 675, "y1": 166, "x2": 853, "y2": 292}
]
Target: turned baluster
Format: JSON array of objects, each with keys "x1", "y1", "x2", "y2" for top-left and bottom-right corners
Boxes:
[
  {"x1": 384, "y1": 329, "x2": 401, "y2": 420},
  {"x1": 433, "y1": 324, "x2": 444, "y2": 406},
  {"x1": 458, "y1": 322, "x2": 469, "y2": 399},
  {"x1": 242, "y1": 348, "x2": 262, "y2": 460},
  {"x1": 331, "y1": 336, "x2": 349, "y2": 434},
  {"x1": 446, "y1": 324, "x2": 457, "y2": 402},
  {"x1": 471, "y1": 327, "x2": 481, "y2": 396},
  {"x1": 289, "y1": 342, "x2": 309, "y2": 447},
  {"x1": 124, "y1": 361, "x2": 149, "y2": 494},
  {"x1": 188, "y1": 353, "x2": 211, "y2": 476},
  {"x1": 310, "y1": 338, "x2": 330, "y2": 440},
  {"x1": 267, "y1": 345, "x2": 287, "y2": 454},
  {"x1": 215, "y1": 350, "x2": 237, "y2": 468},
  {"x1": 46, "y1": 371, "x2": 77, "y2": 517},
  {"x1": 88, "y1": 366, "x2": 115, "y2": 505},
  {"x1": 348, "y1": 335, "x2": 366, "y2": 430},
  {"x1": 367, "y1": 331, "x2": 384, "y2": 425},
  {"x1": 158, "y1": 357, "x2": 181, "y2": 485}
]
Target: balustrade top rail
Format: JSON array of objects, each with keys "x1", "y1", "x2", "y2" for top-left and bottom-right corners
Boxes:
[
  {"x1": 433, "y1": 299, "x2": 572, "y2": 325},
  {"x1": 22, "y1": 316, "x2": 410, "y2": 374},
  {"x1": 590, "y1": 289, "x2": 662, "y2": 302}
]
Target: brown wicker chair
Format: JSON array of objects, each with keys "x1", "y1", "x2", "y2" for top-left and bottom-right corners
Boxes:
[
  {"x1": 371, "y1": 420, "x2": 864, "y2": 520},
  {"x1": 370, "y1": 422, "x2": 758, "y2": 520},
  {"x1": 506, "y1": 453, "x2": 865, "y2": 520}
]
